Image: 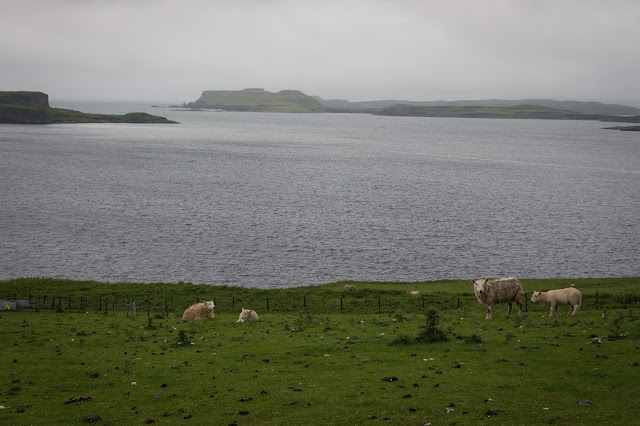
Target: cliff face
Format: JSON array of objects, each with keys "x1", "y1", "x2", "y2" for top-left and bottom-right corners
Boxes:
[{"x1": 0, "y1": 91, "x2": 49, "y2": 107}]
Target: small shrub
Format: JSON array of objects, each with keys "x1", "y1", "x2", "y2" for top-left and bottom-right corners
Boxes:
[
  {"x1": 174, "y1": 330, "x2": 189, "y2": 347},
  {"x1": 415, "y1": 309, "x2": 449, "y2": 343},
  {"x1": 388, "y1": 334, "x2": 415, "y2": 346},
  {"x1": 463, "y1": 334, "x2": 483, "y2": 344}
]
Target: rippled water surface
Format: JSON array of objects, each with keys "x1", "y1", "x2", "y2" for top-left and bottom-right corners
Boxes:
[{"x1": 1, "y1": 101, "x2": 639, "y2": 287}]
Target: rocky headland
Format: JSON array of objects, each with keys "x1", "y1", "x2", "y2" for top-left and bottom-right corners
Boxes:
[{"x1": 0, "y1": 91, "x2": 177, "y2": 124}]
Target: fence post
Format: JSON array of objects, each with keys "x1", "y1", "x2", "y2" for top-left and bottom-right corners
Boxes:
[
  {"x1": 595, "y1": 292, "x2": 599, "y2": 309},
  {"x1": 233, "y1": 297, "x2": 235, "y2": 309},
  {"x1": 457, "y1": 297, "x2": 460, "y2": 309},
  {"x1": 378, "y1": 298, "x2": 381, "y2": 311},
  {"x1": 525, "y1": 293, "x2": 528, "y2": 312},
  {"x1": 105, "y1": 301, "x2": 109, "y2": 315},
  {"x1": 266, "y1": 297, "x2": 269, "y2": 312},
  {"x1": 422, "y1": 297, "x2": 425, "y2": 312},
  {"x1": 165, "y1": 298, "x2": 168, "y2": 318},
  {"x1": 58, "y1": 299, "x2": 62, "y2": 313},
  {"x1": 35, "y1": 296, "x2": 39, "y2": 312},
  {"x1": 341, "y1": 297, "x2": 343, "y2": 313},
  {"x1": 68, "y1": 296, "x2": 72, "y2": 309},
  {"x1": 304, "y1": 294, "x2": 306, "y2": 309},
  {"x1": 147, "y1": 296, "x2": 150, "y2": 318}
]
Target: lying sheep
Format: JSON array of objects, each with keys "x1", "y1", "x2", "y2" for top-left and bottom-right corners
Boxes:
[
  {"x1": 182, "y1": 300, "x2": 215, "y2": 321},
  {"x1": 473, "y1": 277, "x2": 523, "y2": 320},
  {"x1": 531, "y1": 287, "x2": 582, "y2": 317},
  {"x1": 236, "y1": 308, "x2": 259, "y2": 323},
  {"x1": 344, "y1": 284, "x2": 357, "y2": 292},
  {"x1": 410, "y1": 290, "x2": 420, "y2": 298}
]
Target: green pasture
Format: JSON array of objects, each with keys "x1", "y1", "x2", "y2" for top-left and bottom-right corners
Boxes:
[{"x1": 1, "y1": 278, "x2": 639, "y2": 424}]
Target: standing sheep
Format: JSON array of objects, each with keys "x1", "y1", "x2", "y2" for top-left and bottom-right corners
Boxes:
[
  {"x1": 531, "y1": 288, "x2": 582, "y2": 317},
  {"x1": 473, "y1": 277, "x2": 523, "y2": 320},
  {"x1": 410, "y1": 290, "x2": 420, "y2": 298},
  {"x1": 236, "y1": 308, "x2": 259, "y2": 323},
  {"x1": 344, "y1": 284, "x2": 357, "y2": 292},
  {"x1": 182, "y1": 300, "x2": 215, "y2": 321}
]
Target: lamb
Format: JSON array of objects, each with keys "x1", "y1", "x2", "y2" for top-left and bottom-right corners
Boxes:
[
  {"x1": 236, "y1": 308, "x2": 259, "y2": 323},
  {"x1": 182, "y1": 300, "x2": 215, "y2": 321},
  {"x1": 410, "y1": 290, "x2": 420, "y2": 298},
  {"x1": 344, "y1": 284, "x2": 357, "y2": 292},
  {"x1": 531, "y1": 287, "x2": 582, "y2": 317},
  {"x1": 473, "y1": 277, "x2": 524, "y2": 320}
]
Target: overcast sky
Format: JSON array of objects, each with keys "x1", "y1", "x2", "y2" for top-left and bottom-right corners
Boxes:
[{"x1": 2, "y1": 0, "x2": 639, "y2": 105}]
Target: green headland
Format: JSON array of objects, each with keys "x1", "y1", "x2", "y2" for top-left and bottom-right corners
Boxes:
[
  {"x1": 185, "y1": 88, "x2": 326, "y2": 112},
  {"x1": 0, "y1": 91, "x2": 177, "y2": 124}
]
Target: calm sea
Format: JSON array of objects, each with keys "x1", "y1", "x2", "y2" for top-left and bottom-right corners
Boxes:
[{"x1": 1, "y1": 101, "x2": 639, "y2": 288}]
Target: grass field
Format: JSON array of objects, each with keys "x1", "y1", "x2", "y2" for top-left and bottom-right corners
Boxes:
[{"x1": 1, "y1": 278, "x2": 639, "y2": 424}]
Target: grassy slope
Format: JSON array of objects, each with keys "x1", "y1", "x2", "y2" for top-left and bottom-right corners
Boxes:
[
  {"x1": 190, "y1": 89, "x2": 326, "y2": 112},
  {"x1": 1, "y1": 278, "x2": 638, "y2": 424}
]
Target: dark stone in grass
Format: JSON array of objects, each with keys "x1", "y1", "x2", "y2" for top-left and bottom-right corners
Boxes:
[
  {"x1": 368, "y1": 415, "x2": 377, "y2": 419},
  {"x1": 90, "y1": 373, "x2": 99, "y2": 378},
  {"x1": 183, "y1": 413, "x2": 192, "y2": 419},
  {"x1": 485, "y1": 409, "x2": 503, "y2": 416},
  {"x1": 260, "y1": 390, "x2": 268, "y2": 394},
  {"x1": 161, "y1": 383, "x2": 167, "y2": 387},
  {"x1": 163, "y1": 412, "x2": 170, "y2": 417},
  {"x1": 630, "y1": 362, "x2": 638, "y2": 367},
  {"x1": 65, "y1": 396, "x2": 92, "y2": 404},
  {"x1": 409, "y1": 408, "x2": 416, "y2": 412},
  {"x1": 238, "y1": 410, "x2": 249, "y2": 415},
  {"x1": 403, "y1": 394, "x2": 412, "y2": 398},
  {"x1": 17, "y1": 407, "x2": 25, "y2": 413},
  {"x1": 381, "y1": 376, "x2": 398, "y2": 382},
  {"x1": 289, "y1": 401, "x2": 298, "y2": 405},
  {"x1": 546, "y1": 419, "x2": 556, "y2": 424},
  {"x1": 10, "y1": 387, "x2": 21, "y2": 392},
  {"x1": 578, "y1": 400, "x2": 594, "y2": 406},
  {"x1": 144, "y1": 419, "x2": 155, "y2": 424},
  {"x1": 82, "y1": 414, "x2": 101, "y2": 422}
]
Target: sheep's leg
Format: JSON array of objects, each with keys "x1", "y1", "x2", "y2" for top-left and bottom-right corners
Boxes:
[
  {"x1": 486, "y1": 305, "x2": 493, "y2": 320},
  {"x1": 506, "y1": 302, "x2": 513, "y2": 318},
  {"x1": 549, "y1": 305, "x2": 555, "y2": 317},
  {"x1": 515, "y1": 300, "x2": 522, "y2": 315}
]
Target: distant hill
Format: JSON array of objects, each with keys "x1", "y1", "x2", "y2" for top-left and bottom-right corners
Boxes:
[
  {"x1": 375, "y1": 104, "x2": 640, "y2": 123},
  {"x1": 187, "y1": 88, "x2": 326, "y2": 112},
  {"x1": 0, "y1": 91, "x2": 177, "y2": 124},
  {"x1": 315, "y1": 97, "x2": 640, "y2": 116}
]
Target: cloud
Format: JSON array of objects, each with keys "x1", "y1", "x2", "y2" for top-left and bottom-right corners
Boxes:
[{"x1": 1, "y1": 0, "x2": 639, "y2": 105}]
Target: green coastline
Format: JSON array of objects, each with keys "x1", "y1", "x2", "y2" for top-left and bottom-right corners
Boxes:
[{"x1": 0, "y1": 91, "x2": 177, "y2": 124}]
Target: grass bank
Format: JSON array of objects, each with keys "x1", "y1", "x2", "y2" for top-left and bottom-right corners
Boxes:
[{"x1": 1, "y1": 277, "x2": 639, "y2": 424}]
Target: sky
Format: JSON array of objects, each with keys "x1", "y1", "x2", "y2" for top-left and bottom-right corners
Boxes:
[{"x1": 2, "y1": 0, "x2": 639, "y2": 106}]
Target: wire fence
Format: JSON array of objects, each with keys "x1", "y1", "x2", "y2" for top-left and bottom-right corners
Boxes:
[{"x1": 2, "y1": 291, "x2": 638, "y2": 317}]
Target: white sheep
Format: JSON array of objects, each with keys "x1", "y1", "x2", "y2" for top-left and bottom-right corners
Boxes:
[
  {"x1": 410, "y1": 290, "x2": 420, "y2": 298},
  {"x1": 236, "y1": 308, "x2": 259, "y2": 323},
  {"x1": 473, "y1": 277, "x2": 523, "y2": 320},
  {"x1": 531, "y1": 287, "x2": 582, "y2": 317},
  {"x1": 344, "y1": 284, "x2": 357, "y2": 292},
  {"x1": 182, "y1": 300, "x2": 215, "y2": 321}
]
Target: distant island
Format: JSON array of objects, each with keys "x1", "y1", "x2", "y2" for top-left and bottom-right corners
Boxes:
[
  {"x1": 184, "y1": 88, "x2": 324, "y2": 112},
  {"x1": 182, "y1": 88, "x2": 640, "y2": 123},
  {"x1": 0, "y1": 91, "x2": 177, "y2": 124}
]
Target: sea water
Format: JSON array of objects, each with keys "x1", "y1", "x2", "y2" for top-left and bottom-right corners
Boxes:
[{"x1": 1, "y1": 101, "x2": 639, "y2": 287}]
